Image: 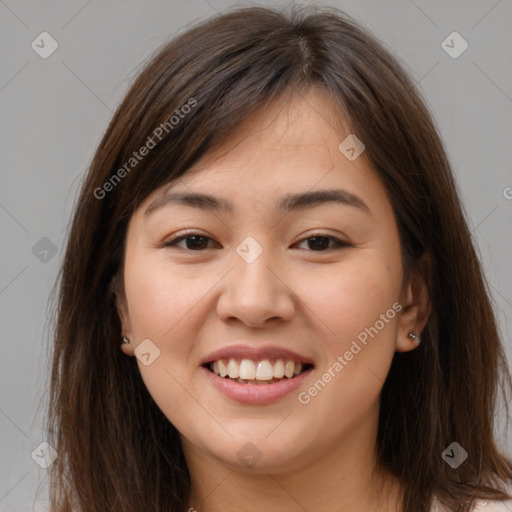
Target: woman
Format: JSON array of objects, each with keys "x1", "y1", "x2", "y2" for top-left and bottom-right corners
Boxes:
[{"x1": 46, "y1": 5, "x2": 512, "y2": 511}]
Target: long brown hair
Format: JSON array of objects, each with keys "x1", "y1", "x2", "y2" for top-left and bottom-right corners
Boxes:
[{"x1": 46, "y1": 5, "x2": 512, "y2": 511}]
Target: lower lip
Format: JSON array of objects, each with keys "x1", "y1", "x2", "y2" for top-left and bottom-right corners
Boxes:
[{"x1": 200, "y1": 366, "x2": 313, "y2": 405}]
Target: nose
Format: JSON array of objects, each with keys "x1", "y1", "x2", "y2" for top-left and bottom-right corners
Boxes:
[{"x1": 216, "y1": 245, "x2": 296, "y2": 328}]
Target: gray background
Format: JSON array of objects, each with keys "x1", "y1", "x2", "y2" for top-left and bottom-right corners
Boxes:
[{"x1": 1, "y1": 0, "x2": 511, "y2": 510}]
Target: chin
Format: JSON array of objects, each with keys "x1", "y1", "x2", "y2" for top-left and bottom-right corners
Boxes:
[{"x1": 196, "y1": 427, "x2": 311, "y2": 472}]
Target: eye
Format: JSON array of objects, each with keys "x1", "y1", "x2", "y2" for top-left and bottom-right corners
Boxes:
[
  {"x1": 162, "y1": 232, "x2": 350, "y2": 252},
  {"x1": 293, "y1": 233, "x2": 350, "y2": 252},
  {"x1": 162, "y1": 232, "x2": 218, "y2": 251}
]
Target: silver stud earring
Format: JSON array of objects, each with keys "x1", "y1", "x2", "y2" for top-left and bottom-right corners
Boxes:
[
  {"x1": 122, "y1": 336, "x2": 130, "y2": 344},
  {"x1": 408, "y1": 332, "x2": 421, "y2": 343}
]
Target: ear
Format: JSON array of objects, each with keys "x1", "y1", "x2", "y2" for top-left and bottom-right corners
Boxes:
[
  {"x1": 396, "y1": 251, "x2": 432, "y2": 353},
  {"x1": 109, "y1": 273, "x2": 134, "y2": 356}
]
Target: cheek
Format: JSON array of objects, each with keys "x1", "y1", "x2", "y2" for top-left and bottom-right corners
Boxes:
[
  {"x1": 296, "y1": 252, "x2": 402, "y2": 349},
  {"x1": 124, "y1": 254, "x2": 208, "y2": 341},
  {"x1": 123, "y1": 257, "x2": 209, "y2": 430},
  {"x1": 293, "y1": 251, "x2": 401, "y2": 419},
  {"x1": 122, "y1": 255, "x2": 206, "y2": 396}
]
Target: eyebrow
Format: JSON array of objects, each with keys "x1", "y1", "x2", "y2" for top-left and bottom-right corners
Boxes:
[{"x1": 144, "y1": 188, "x2": 371, "y2": 217}]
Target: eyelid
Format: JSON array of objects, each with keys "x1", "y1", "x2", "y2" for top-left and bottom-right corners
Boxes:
[
  {"x1": 162, "y1": 229, "x2": 218, "y2": 248},
  {"x1": 161, "y1": 230, "x2": 351, "y2": 251},
  {"x1": 294, "y1": 233, "x2": 350, "y2": 250}
]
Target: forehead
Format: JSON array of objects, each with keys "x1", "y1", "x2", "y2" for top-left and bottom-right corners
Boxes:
[
  {"x1": 192, "y1": 87, "x2": 349, "y2": 169},
  {"x1": 138, "y1": 86, "x2": 389, "y2": 220}
]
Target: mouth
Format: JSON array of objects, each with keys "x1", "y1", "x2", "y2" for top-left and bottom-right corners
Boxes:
[
  {"x1": 200, "y1": 344, "x2": 315, "y2": 403},
  {"x1": 202, "y1": 358, "x2": 314, "y2": 385}
]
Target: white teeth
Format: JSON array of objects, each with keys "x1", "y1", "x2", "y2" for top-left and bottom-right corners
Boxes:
[
  {"x1": 218, "y1": 359, "x2": 228, "y2": 377},
  {"x1": 239, "y1": 359, "x2": 256, "y2": 380},
  {"x1": 284, "y1": 360, "x2": 295, "y2": 378},
  {"x1": 209, "y1": 358, "x2": 308, "y2": 381},
  {"x1": 227, "y1": 358, "x2": 239, "y2": 379},
  {"x1": 273, "y1": 359, "x2": 285, "y2": 378},
  {"x1": 255, "y1": 360, "x2": 273, "y2": 380}
]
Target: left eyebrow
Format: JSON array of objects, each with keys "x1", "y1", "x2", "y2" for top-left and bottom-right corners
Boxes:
[
  {"x1": 144, "y1": 188, "x2": 372, "y2": 218},
  {"x1": 277, "y1": 189, "x2": 371, "y2": 216}
]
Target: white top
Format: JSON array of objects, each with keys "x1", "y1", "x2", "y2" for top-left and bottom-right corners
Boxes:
[
  {"x1": 431, "y1": 492, "x2": 512, "y2": 511},
  {"x1": 465, "y1": 500, "x2": 511, "y2": 511}
]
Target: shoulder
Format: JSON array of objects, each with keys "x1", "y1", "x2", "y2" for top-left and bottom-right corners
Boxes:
[
  {"x1": 432, "y1": 500, "x2": 512, "y2": 511},
  {"x1": 474, "y1": 500, "x2": 512, "y2": 512},
  {"x1": 470, "y1": 500, "x2": 512, "y2": 511},
  {"x1": 431, "y1": 490, "x2": 512, "y2": 511},
  {"x1": 471, "y1": 482, "x2": 512, "y2": 511}
]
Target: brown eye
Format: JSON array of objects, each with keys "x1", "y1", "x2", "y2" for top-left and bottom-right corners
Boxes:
[
  {"x1": 294, "y1": 234, "x2": 350, "y2": 252},
  {"x1": 163, "y1": 233, "x2": 219, "y2": 251}
]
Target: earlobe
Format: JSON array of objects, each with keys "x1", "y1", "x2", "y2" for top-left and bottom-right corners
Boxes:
[
  {"x1": 109, "y1": 273, "x2": 135, "y2": 356},
  {"x1": 117, "y1": 299, "x2": 135, "y2": 356},
  {"x1": 396, "y1": 252, "x2": 432, "y2": 353},
  {"x1": 120, "y1": 335, "x2": 133, "y2": 356}
]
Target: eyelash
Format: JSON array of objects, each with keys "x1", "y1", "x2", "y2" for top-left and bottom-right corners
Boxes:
[{"x1": 162, "y1": 231, "x2": 350, "y2": 252}]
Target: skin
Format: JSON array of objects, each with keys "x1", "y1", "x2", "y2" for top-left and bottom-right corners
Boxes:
[{"x1": 115, "y1": 86, "x2": 431, "y2": 512}]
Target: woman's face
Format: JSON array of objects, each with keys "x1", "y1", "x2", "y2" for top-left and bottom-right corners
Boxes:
[{"x1": 116, "y1": 87, "x2": 426, "y2": 475}]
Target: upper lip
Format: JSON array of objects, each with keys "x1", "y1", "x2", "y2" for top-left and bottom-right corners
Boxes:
[{"x1": 201, "y1": 344, "x2": 315, "y2": 366}]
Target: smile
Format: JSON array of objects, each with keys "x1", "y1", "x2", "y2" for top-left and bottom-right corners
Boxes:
[
  {"x1": 200, "y1": 344, "x2": 315, "y2": 403},
  {"x1": 205, "y1": 358, "x2": 312, "y2": 384}
]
